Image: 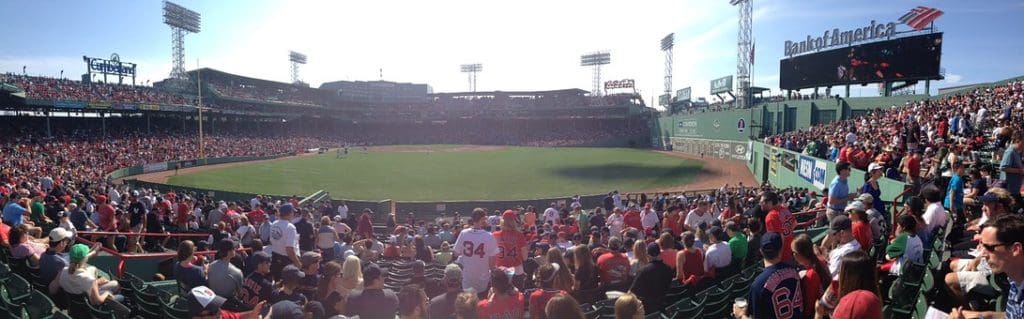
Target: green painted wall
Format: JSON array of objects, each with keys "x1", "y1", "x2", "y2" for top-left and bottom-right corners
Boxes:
[
  {"x1": 653, "y1": 95, "x2": 928, "y2": 145},
  {"x1": 745, "y1": 141, "x2": 909, "y2": 212}
]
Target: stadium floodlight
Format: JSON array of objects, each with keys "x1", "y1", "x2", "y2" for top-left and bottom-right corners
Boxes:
[
  {"x1": 580, "y1": 52, "x2": 611, "y2": 96},
  {"x1": 289, "y1": 51, "x2": 308, "y2": 84},
  {"x1": 661, "y1": 33, "x2": 674, "y2": 106},
  {"x1": 460, "y1": 63, "x2": 482, "y2": 92},
  {"x1": 163, "y1": 1, "x2": 201, "y2": 82},
  {"x1": 731, "y1": 0, "x2": 753, "y2": 108}
]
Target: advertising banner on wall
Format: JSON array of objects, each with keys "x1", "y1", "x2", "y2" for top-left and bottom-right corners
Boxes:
[
  {"x1": 798, "y1": 154, "x2": 829, "y2": 189},
  {"x1": 710, "y1": 76, "x2": 734, "y2": 94},
  {"x1": 799, "y1": 155, "x2": 815, "y2": 183},
  {"x1": 143, "y1": 162, "x2": 167, "y2": 173},
  {"x1": 813, "y1": 158, "x2": 828, "y2": 189},
  {"x1": 669, "y1": 137, "x2": 749, "y2": 161},
  {"x1": 113, "y1": 103, "x2": 137, "y2": 110},
  {"x1": 54, "y1": 100, "x2": 86, "y2": 109},
  {"x1": 87, "y1": 102, "x2": 112, "y2": 109},
  {"x1": 675, "y1": 87, "x2": 692, "y2": 102}
]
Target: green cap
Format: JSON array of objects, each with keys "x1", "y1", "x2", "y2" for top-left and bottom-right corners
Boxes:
[{"x1": 69, "y1": 244, "x2": 90, "y2": 263}]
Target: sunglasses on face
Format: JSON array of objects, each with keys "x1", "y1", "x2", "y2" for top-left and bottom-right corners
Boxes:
[{"x1": 980, "y1": 242, "x2": 1010, "y2": 253}]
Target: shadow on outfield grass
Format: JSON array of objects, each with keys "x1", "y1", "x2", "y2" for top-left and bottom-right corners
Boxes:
[{"x1": 548, "y1": 163, "x2": 701, "y2": 182}]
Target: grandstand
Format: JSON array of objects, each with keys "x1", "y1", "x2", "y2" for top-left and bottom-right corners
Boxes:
[{"x1": 2, "y1": 3, "x2": 1023, "y2": 319}]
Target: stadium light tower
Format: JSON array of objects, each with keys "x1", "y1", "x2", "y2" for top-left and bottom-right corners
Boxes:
[
  {"x1": 460, "y1": 63, "x2": 482, "y2": 92},
  {"x1": 580, "y1": 52, "x2": 611, "y2": 96},
  {"x1": 731, "y1": 0, "x2": 753, "y2": 108},
  {"x1": 661, "y1": 33, "x2": 674, "y2": 103},
  {"x1": 163, "y1": 1, "x2": 201, "y2": 82},
  {"x1": 289, "y1": 51, "x2": 308, "y2": 84}
]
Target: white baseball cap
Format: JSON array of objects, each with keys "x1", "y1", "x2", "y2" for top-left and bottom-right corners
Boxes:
[{"x1": 49, "y1": 227, "x2": 72, "y2": 242}]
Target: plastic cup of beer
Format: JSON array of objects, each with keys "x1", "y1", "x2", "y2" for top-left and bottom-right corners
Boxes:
[{"x1": 734, "y1": 297, "x2": 748, "y2": 308}]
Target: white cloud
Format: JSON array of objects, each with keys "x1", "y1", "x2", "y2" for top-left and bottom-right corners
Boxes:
[{"x1": 943, "y1": 73, "x2": 963, "y2": 84}]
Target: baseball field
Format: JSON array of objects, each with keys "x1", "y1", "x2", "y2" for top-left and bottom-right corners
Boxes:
[{"x1": 162, "y1": 145, "x2": 704, "y2": 201}]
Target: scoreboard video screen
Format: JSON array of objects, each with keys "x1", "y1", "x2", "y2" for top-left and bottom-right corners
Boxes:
[{"x1": 779, "y1": 33, "x2": 943, "y2": 90}]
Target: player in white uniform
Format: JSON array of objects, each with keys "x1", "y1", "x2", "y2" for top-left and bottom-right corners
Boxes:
[{"x1": 453, "y1": 208, "x2": 498, "y2": 294}]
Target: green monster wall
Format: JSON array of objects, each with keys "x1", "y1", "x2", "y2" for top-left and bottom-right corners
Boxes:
[{"x1": 650, "y1": 95, "x2": 920, "y2": 211}]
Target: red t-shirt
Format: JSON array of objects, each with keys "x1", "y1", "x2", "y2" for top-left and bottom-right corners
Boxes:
[
  {"x1": 596, "y1": 252, "x2": 631, "y2": 286},
  {"x1": 678, "y1": 248, "x2": 705, "y2": 284},
  {"x1": 493, "y1": 230, "x2": 527, "y2": 268},
  {"x1": 477, "y1": 293, "x2": 524, "y2": 319},
  {"x1": 99, "y1": 203, "x2": 117, "y2": 231},
  {"x1": 529, "y1": 289, "x2": 566, "y2": 319},
  {"x1": 218, "y1": 310, "x2": 241, "y2": 319},
  {"x1": 176, "y1": 203, "x2": 190, "y2": 224},
  {"x1": 248, "y1": 208, "x2": 266, "y2": 225},
  {"x1": 907, "y1": 155, "x2": 921, "y2": 178},
  {"x1": 156, "y1": 201, "x2": 172, "y2": 217},
  {"x1": 852, "y1": 221, "x2": 872, "y2": 251},
  {"x1": 0, "y1": 222, "x2": 10, "y2": 244},
  {"x1": 801, "y1": 262, "x2": 826, "y2": 317},
  {"x1": 661, "y1": 248, "x2": 679, "y2": 269},
  {"x1": 664, "y1": 213, "x2": 682, "y2": 236},
  {"x1": 623, "y1": 211, "x2": 642, "y2": 230},
  {"x1": 765, "y1": 207, "x2": 796, "y2": 262}
]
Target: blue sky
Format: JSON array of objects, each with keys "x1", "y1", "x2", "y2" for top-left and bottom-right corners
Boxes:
[{"x1": 1, "y1": 0, "x2": 1021, "y2": 103}]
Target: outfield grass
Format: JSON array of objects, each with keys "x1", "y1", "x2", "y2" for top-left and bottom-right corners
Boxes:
[{"x1": 165, "y1": 146, "x2": 702, "y2": 201}]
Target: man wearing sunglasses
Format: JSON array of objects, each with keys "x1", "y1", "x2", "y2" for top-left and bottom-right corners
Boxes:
[
  {"x1": 951, "y1": 214, "x2": 1024, "y2": 319},
  {"x1": 946, "y1": 188, "x2": 1015, "y2": 306}
]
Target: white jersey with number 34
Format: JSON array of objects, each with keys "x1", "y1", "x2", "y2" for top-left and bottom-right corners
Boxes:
[{"x1": 453, "y1": 228, "x2": 498, "y2": 292}]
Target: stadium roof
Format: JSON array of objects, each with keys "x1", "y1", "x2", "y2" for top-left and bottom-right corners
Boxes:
[
  {"x1": 430, "y1": 88, "x2": 589, "y2": 97},
  {"x1": 185, "y1": 67, "x2": 309, "y2": 89}
]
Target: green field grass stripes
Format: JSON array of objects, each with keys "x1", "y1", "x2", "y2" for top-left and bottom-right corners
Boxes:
[{"x1": 166, "y1": 147, "x2": 702, "y2": 201}]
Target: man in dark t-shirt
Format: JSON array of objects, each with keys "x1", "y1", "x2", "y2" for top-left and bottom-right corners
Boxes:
[
  {"x1": 735, "y1": 232, "x2": 803, "y2": 319},
  {"x1": 429, "y1": 265, "x2": 463, "y2": 319},
  {"x1": 629, "y1": 243, "x2": 673, "y2": 313},
  {"x1": 294, "y1": 211, "x2": 315, "y2": 252},
  {"x1": 590, "y1": 209, "x2": 606, "y2": 229},
  {"x1": 238, "y1": 252, "x2": 273, "y2": 307},
  {"x1": 346, "y1": 263, "x2": 398, "y2": 319}
]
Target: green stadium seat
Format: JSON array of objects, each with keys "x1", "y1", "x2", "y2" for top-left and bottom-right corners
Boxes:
[
  {"x1": 0, "y1": 263, "x2": 10, "y2": 282},
  {"x1": 64, "y1": 293, "x2": 90, "y2": 318},
  {"x1": 21, "y1": 289, "x2": 56, "y2": 319},
  {"x1": 132, "y1": 286, "x2": 163, "y2": 318},
  {"x1": 87, "y1": 298, "x2": 130, "y2": 319},
  {"x1": 703, "y1": 283, "x2": 735, "y2": 319},
  {"x1": 49, "y1": 311, "x2": 73, "y2": 319},
  {"x1": 2, "y1": 274, "x2": 33, "y2": 304},
  {"x1": 159, "y1": 290, "x2": 189, "y2": 319}
]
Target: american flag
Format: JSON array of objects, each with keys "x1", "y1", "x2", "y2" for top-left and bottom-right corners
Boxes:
[{"x1": 899, "y1": 6, "x2": 944, "y2": 30}]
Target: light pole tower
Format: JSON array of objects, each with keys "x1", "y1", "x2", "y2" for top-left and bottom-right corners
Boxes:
[
  {"x1": 289, "y1": 51, "x2": 307, "y2": 84},
  {"x1": 580, "y1": 52, "x2": 611, "y2": 96},
  {"x1": 460, "y1": 64, "x2": 482, "y2": 92},
  {"x1": 731, "y1": 0, "x2": 752, "y2": 108},
  {"x1": 661, "y1": 33, "x2": 674, "y2": 105},
  {"x1": 163, "y1": 1, "x2": 201, "y2": 82}
]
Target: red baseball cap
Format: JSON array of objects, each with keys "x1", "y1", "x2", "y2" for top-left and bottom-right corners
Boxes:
[
  {"x1": 831, "y1": 290, "x2": 882, "y2": 319},
  {"x1": 502, "y1": 210, "x2": 517, "y2": 223},
  {"x1": 96, "y1": 195, "x2": 108, "y2": 204}
]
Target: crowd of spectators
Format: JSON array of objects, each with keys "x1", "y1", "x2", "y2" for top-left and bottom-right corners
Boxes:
[
  {"x1": 2, "y1": 74, "x2": 190, "y2": 105},
  {"x1": 767, "y1": 81, "x2": 1024, "y2": 193},
  {"x1": 0, "y1": 110, "x2": 1021, "y2": 319}
]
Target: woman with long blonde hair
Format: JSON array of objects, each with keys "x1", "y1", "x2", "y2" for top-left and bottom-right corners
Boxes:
[
  {"x1": 340, "y1": 255, "x2": 364, "y2": 296},
  {"x1": 614, "y1": 293, "x2": 645, "y2": 319},
  {"x1": 629, "y1": 240, "x2": 649, "y2": 277}
]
